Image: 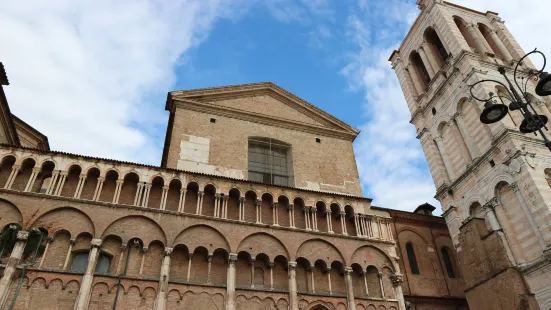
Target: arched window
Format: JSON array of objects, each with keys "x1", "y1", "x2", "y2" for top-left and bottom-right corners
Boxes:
[
  {"x1": 71, "y1": 253, "x2": 110, "y2": 274},
  {"x1": 248, "y1": 137, "x2": 292, "y2": 186},
  {"x1": 409, "y1": 51, "x2": 430, "y2": 90},
  {"x1": 424, "y1": 27, "x2": 449, "y2": 68},
  {"x1": 441, "y1": 247, "x2": 456, "y2": 278},
  {"x1": 406, "y1": 243, "x2": 420, "y2": 275}
]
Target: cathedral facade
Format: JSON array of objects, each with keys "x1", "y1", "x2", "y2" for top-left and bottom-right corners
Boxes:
[
  {"x1": 0, "y1": 37, "x2": 466, "y2": 310},
  {"x1": 391, "y1": 0, "x2": 551, "y2": 309}
]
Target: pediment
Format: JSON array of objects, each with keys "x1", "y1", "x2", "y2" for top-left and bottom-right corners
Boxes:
[{"x1": 168, "y1": 82, "x2": 359, "y2": 137}]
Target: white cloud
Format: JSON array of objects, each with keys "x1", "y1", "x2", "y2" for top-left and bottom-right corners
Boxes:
[
  {"x1": 0, "y1": 0, "x2": 245, "y2": 164},
  {"x1": 343, "y1": 0, "x2": 440, "y2": 212}
]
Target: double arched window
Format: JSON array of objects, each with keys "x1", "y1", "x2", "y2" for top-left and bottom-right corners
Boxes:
[
  {"x1": 71, "y1": 252, "x2": 111, "y2": 274},
  {"x1": 405, "y1": 243, "x2": 420, "y2": 275}
]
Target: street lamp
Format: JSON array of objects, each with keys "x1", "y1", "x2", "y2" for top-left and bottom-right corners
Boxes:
[{"x1": 469, "y1": 49, "x2": 551, "y2": 151}]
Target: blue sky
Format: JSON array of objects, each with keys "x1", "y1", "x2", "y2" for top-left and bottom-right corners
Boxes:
[{"x1": 1, "y1": 0, "x2": 548, "y2": 212}]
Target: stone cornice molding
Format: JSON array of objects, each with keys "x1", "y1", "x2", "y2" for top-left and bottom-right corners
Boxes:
[
  {"x1": 168, "y1": 82, "x2": 359, "y2": 137},
  {"x1": 388, "y1": 210, "x2": 446, "y2": 226},
  {"x1": 173, "y1": 98, "x2": 357, "y2": 141}
]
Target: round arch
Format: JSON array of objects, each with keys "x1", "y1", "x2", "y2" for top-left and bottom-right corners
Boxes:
[
  {"x1": 295, "y1": 239, "x2": 345, "y2": 265},
  {"x1": 172, "y1": 224, "x2": 229, "y2": 254},
  {"x1": 237, "y1": 232, "x2": 289, "y2": 260},
  {"x1": 102, "y1": 215, "x2": 166, "y2": 245}
]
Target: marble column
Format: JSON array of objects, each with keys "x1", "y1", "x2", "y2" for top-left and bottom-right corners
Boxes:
[
  {"x1": 250, "y1": 258, "x2": 256, "y2": 288},
  {"x1": 312, "y1": 207, "x2": 318, "y2": 231},
  {"x1": 93, "y1": 177, "x2": 105, "y2": 201},
  {"x1": 0, "y1": 231, "x2": 29, "y2": 308},
  {"x1": 466, "y1": 23, "x2": 489, "y2": 54},
  {"x1": 63, "y1": 238, "x2": 76, "y2": 270},
  {"x1": 24, "y1": 167, "x2": 40, "y2": 192},
  {"x1": 113, "y1": 179, "x2": 123, "y2": 204},
  {"x1": 344, "y1": 267, "x2": 356, "y2": 310},
  {"x1": 354, "y1": 214, "x2": 361, "y2": 237},
  {"x1": 256, "y1": 200, "x2": 262, "y2": 224},
  {"x1": 510, "y1": 182, "x2": 547, "y2": 248},
  {"x1": 178, "y1": 188, "x2": 186, "y2": 212},
  {"x1": 340, "y1": 211, "x2": 347, "y2": 235},
  {"x1": 483, "y1": 198, "x2": 502, "y2": 232},
  {"x1": 407, "y1": 65, "x2": 425, "y2": 95},
  {"x1": 289, "y1": 205, "x2": 295, "y2": 228},
  {"x1": 74, "y1": 174, "x2": 87, "y2": 199},
  {"x1": 45, "y1": 170, "x2": 60, "y2": 194},
  {"x1": 305, "y1": 207, "x2": 311, "y2": 231},
  {"x1": 288, "y1": 262, "x2": 298, "y2": 310},
  {"x1": 421, "y1": 42, "x2": 441, "y2": 72},
  {"x1": 418, "y1": 48, "x2": 435, "y2": 78},
  {"x1": 363, "y1": 272, "x2": 369, "y2": 297},
  {"x1": 378, "y1": 272, "x2": 385, "y2": 298},
  {"x1": 226, "y1": 253, "x2": 238, "y2": 310},
  {"x1": 390, "y1": 274, "x2": 407, "y2": 310},
  {"x1": 153, "y1": 247, "x2": 173, "y2": 310},
  {"x1": 160, "y1": 186, "x2": 169, "y2": 210},
  {"x1": 488, "y1": 30, "x2": 513, "y2": 63},
  {"x1": 186, "y1": 254, "x2": 193, "y2": 282},
  {"x1": 326, "y1": 210, "x2": 333, "y2": 233},
  {"x1": 38, "y1": 237, "x2": 54, "y2": 268},
  {"x1": 196, "y1": 191, "x2": 204, "y2": 215},
  {"x1": 239, "y1": 198, "x2": 245, "y2": 221},
  {"x1": 4, "y1": 164, "x2": 20, "y2": 189},
  {"x1": 73, "y1": 238, "x2": 102, "y2": 310},
  {"x1": 327, "y1": 267, "x2": 332, "y2": 295}
]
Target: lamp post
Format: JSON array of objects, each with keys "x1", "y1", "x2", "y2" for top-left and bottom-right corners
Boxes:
[{"x1": 469, "y1": 49, "x2": 551, "y2": 151}]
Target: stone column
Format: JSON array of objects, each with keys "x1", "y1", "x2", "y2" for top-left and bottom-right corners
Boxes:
[
  {"x1": 93, "y1": 177, "x2": 104, "y2": 201},
  {"x1": 308, "y1": 266, "x2": 315, "y2": 293},
  {"x1": 483, "y1": 198, "x2": 502, "y2": 232},
  {"x1": 256, "y1": 200, "x2": 262, "y2": 224},
  {"x1": 340, "y1": 211, "x2": 347, "y2": 235},
  {"x1": 361, "y1": 216, "x2": 369, "y2": 238},
  {"x1": 0, "y1": 231, "x2": 29, "y2": 308},
  {"x1": 223, "y1": 196, "x2": 229, "y2": 219},
  {"x1": 289, "y1": 205, "x2": 295, "y2": 228},
  {"x1": 178, "y1": 188, "x2": 186, "y2": 212},
  {"x1": 390, "y1": 274, "x2": 407, "y2": 310},
  {"x1": 239, "y1": 198, "x2": 245, "y2": 221},
  {"x1": 55, "y1": 172, "x2": 68, "y2": 196},
  {"x1": 139, "y1": 247, "x2": 148, "y2": 275},
  {"x1": 113, "y1": 179, "x2": 123, "y2": 204},
  {"x1": 196, "y1": 191, "x2": 204, "y2": 215},
  {"x1": 326, "y1": 267, "x2": 332, "y2": 295},
  {"x1": 407, "y1": 65, "x2": 425, "y2": 95},
  {"x1": 153, "y1": 247, "x2": 173, "y2": 310},
  {"x1": 326, "y1": 211, "x2": 333, "y2": 233},
  {"x1": 74, "y1": 174, "x2": 87, "y2": 199},
  {"x1": 272, "y1": 203, "x2": 279, "y2": 226},
  {"x1": 488, "y1": 29, "x2": 513, "y2": 63},
  {"x1": 214, "y1": 194, "x2": 220, "y2": 217},
  {"x1": 186, "y1": 254, "x2": 193, "y2": 282},
  {"x1": 207, "y1": 254, "x2": 213, "y2": 284},
  {"x1": 73, "y1": 238, "x2": 102, "y2": 310},
  {"x1": 434, "y1": 137, "x2": 455, "y2": 180},
  {"x1": 63, "y1": 238, "x2": 76, "y2": 270},
  {"x1": 269, "y1": 262, "x2": 274, "y2": 290},
  {"x1": 134, "y1": 182, "x2": 144, "y2": 206},
  {"x1": 466, "y1": 23, "x2": 489, "y2": 54},
  {"x1": 24, "y1": 167, "x2": 40, "y2": 192},
  {"x1": 288, "y1": 262, "x2": 298, "y2": 310},
  {"x1": 38, "y1": 237, "x2": 54, "y2": 268},
  {"x1": 312, "y1": 207, "x2": 318, "y2": 231},
  {"x1": 304, "y1": 207, "x2": 311, "y2": 231},
  {"x1": 421, "y1": 42, "x2": 441, "y2": 72},
  {"x1": 250, "y1": 258, "x2": 256, "y2": 288},
  {"x1": 4, "y1": 164, "x2": 19, "y2": 189},
  {"x1": 160, "y1": 186, "x2": 168, "y2": 210},
  {"x1": 363, "y1": 272, "x2": 369, "y2": 296},
  {"x1": 418, "y1": 48, "x2": 435, "y2": 78},
  {"x1": 354, "y1": 215, "x2": 362, "y2": 237},
  {"x1": 344, "y1": 267, "x2": 356, "y2": 310},
  {"x1": 378, "y1": 272, "x2": 385, "y2": 298},
  {"x1": 226, "y1": 253, "x2": 238, "y2": 310},
  {"x1": 46, "y1": 170, "x2": 60, "y2": 194}
]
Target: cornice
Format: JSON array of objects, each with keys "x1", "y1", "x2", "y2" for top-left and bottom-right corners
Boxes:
[{"x1": 173, "y1": 98, "x2": 357, "y2": 141}]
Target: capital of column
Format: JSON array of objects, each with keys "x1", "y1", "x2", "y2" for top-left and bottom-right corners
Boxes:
[
  {"x1": 69, "y1": 238, "x2": 76, "y2": 246},
  {"x1": 228, "y1": 253, "x2": 238, "y2": 263},
  {"x1": 483, "y1": 197, "x2": 499, "y2": 210},
  {"x1": 162, "y1": 185, "x2": 169, "y2": 191},
  {"x1": 377, "y1": 272, "x2": 383, "y2": 279},
  {"x1": 120, "y1": 244, "x2": 128, "y2": 252},
  {"x1": 45, "y1": 236, "x2": 54, "y2": 243},
  {"x1": 116, "y1": 179, "x2": 124, "y2": 185},
  {"x1": 288, "y1": 204, "x2": 294, "y2": 211},
  {"x1": 344, "y1": 267, "x2": 353, "y2": 275},
  {"x1": 198, "y1": 191, "x2": 204, "y2": 196},
  {"x1": 215, "y1": 193, "x2": 221, "y2": 199},
  {"x1": 271, "y1": 202, "x2": 278, "y2": 209},
  {"x1": 303, "y1": 206, "x2": 311, "y2": 213},
  {"x1": 79, "y1": 174, "x2": 87, "y2": 179},
  {"x1": 325, "y1": 267, "x2": 331, "y2": 273},
  {"x1": 90, "y1": 238, "x2": 102, "y2": 248},
  {"x1": 207, "y1": 254, "x2": 213, "y2": 262},
  {"x1": 249, "y1": 258, "x2": 256, "y2": 264},
  {"x1": 288, "y1": 261, "x2": 297, "y2": 269},
  {"x1": 389, "y1": 274, "x2": 404, "y2": 287},
  {"x1": 307, "y1": 266, "x2": 314, "y2": 272},
  {"x1": 256, "y1": 199, "x2": 262, "y2": 206},
  {"x1": 311, "y1": 207, "x2": 317, "y2": 213},
  {"x1": 141, "y1": 247, "x2": 149, "y2": 254},
  {"x1": 16, "y1": 230, "x2": 29, "y2": 241},
  {"x1": 180, "y1": 188, "x2": 186, "y2": 194},
  {"x1": 239, "y1": 197, "x2": 245, "y2": 203},
  {"x1": 164, "y1": 247, "x2": 173, "y2": 256},
  {"x1": 326, "y1": 210, "x2": 332, "y2": 216},
  {"x1": 59, "y1": 171, "x2": 68, "y2": 177},
  {"x1": 340, "y1": 211, "x2": 346, "y2": 217},
  {"x1": 268, "y1": 262, "x2": 274, "y2": 269},
  {"x1": 510, "y1": 182, "x2": 520, "y2": 192},
  {"x1": 32, "y1": 167, "x2": 41, "y2": 173},
  {"x1": 98, "y1": 177, "x2": 105, "y2": 182}
]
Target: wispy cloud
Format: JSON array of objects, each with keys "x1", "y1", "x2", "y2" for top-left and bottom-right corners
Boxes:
[
  {"x1": 342, "y1": 0, "x2": 439, "y2": 212},
  {"x1": 0, "y1": 0, "x2": 247, "y2": 164}
]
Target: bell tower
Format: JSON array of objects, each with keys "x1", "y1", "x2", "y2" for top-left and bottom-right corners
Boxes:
[{"x1": 390, "y1": 0, "x2": 551, "y2": 309}]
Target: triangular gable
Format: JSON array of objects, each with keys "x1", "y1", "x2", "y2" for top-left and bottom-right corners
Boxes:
[{"x1": 167, "y1": 82, "x2": 359, "y2": 137}]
